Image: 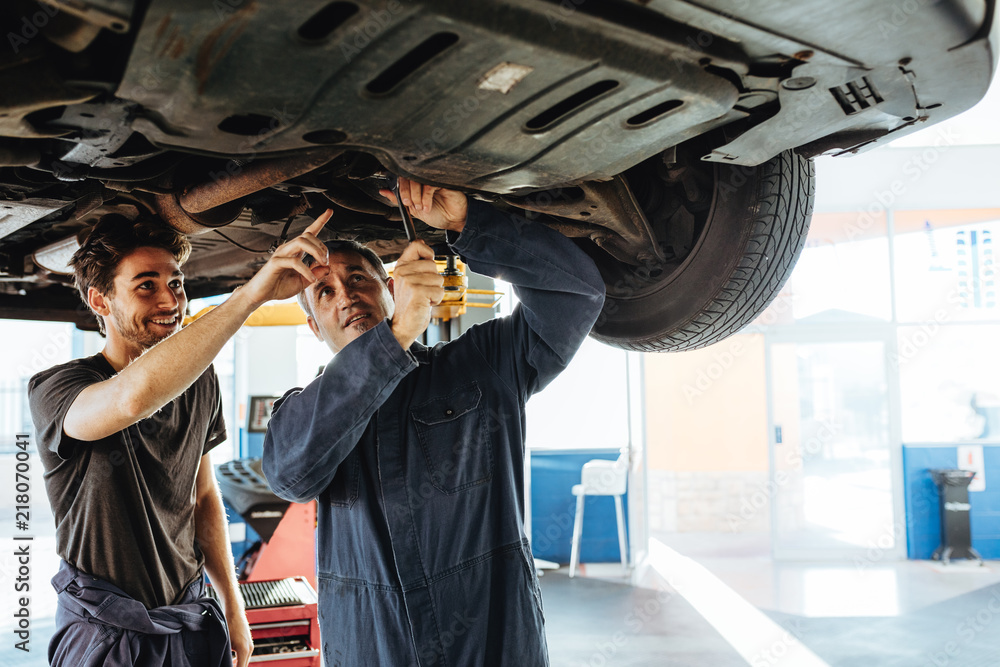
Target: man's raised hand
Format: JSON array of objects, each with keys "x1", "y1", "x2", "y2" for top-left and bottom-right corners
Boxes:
[
  {"x1": 390, "y1": 240, "x2": 444, "y2": 350},
  {"x1": 380, "y1": 177, "x2": 468, "y2": 233},
  {"x1": 241, "y1": 210, "x2": 332, "y2": 306}
]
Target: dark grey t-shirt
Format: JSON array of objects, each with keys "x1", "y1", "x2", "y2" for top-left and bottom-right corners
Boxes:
[{"x1": 28, "y1": 353, "x2": 227, "y2": 609}]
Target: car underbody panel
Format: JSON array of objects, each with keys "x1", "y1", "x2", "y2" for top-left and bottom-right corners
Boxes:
[{"x1": 117, "y1": 0, "x2": 744, "y2": 191}]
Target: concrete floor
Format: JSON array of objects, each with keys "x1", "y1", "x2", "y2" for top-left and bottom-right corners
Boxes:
[
  {"x1": 657, "y1": 531, "x2": 1000, "y2": 618},
  {"x1": 540, "y1": 569, "x2": 747, "y2": 667},
  {"x1": 4, "y1": 513, "x2": 1000, "y2": 666},
  {"x1": 539, "y1": 531, "x2": 1000, "y2": 667}
]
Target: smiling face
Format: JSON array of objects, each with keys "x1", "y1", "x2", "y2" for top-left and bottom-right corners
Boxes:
[
  {"x1": 303, "y1": 249, "x2": 395, "y2": 353},
  {"x1": 95, "y1": 246, "x2": 187, "y2": 352}
]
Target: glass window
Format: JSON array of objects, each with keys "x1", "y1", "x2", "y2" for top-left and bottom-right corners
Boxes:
[
  {"x1": 296, "y1": 324, "x2": 332, "y2": 385},
  {"x1": 189, "y1": 297, "x2": 240, "y2": 463},
  {"x1": 0, "y1": 321, "x2": 77, "y2": 449},
  {"x1": 210, "y1": 337, "x2": 238, "y2": 464},
  {"x1": 771, "y1": 340, "x2": 895, "y2": 554},
  {"x1": 894, "y1": 211, "x2": 1000, "y2": 323},
  {"x1": 493, "y1": 279, "x2": 629, "y2": 451},
  {"x1": 756, "y1": 212, "x2": 891, "y2": 326},
  {"x1": 898, "y1": 324, "x2": 1000, "y2": 443},
  {"x1": 525, "y1": 337, "x2": 630, "y2": 450}
]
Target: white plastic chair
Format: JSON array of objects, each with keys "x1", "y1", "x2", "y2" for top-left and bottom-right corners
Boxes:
[{"x1": 569, "y1": 450, "x2": 628, "y2": 577}]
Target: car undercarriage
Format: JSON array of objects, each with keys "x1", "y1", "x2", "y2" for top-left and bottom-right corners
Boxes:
[{"x1": 1, "y1": 0, "x2": 996, "y2": 349}]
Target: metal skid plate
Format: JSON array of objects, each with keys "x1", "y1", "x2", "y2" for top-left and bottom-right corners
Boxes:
[
  {"x1": 644, "y1": 0, "x2": 997, "y2": 165},
  {"x1": 705, "y1": 62, "x2": 920, "y2": 166},
  {"x1": 0, "y1": 198, "x2": 72, "y2": 239},
  {"x1": 116, "y1": 0, "x2": 741, "y2": 194}
]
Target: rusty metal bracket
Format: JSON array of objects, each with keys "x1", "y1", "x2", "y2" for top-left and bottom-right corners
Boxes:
[
  {"x1": 39, "y1": 0, "x2": 134, "y2": 34},
  {"x1": 0, "y1": 61, "x2": 98, "y2": 139},
  {"x1": 503, "y1": 176, "x2": 665, "y2": 266}
]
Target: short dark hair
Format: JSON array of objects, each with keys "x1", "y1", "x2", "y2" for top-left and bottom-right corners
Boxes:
[
  {"x1": 297, "y1": 240, "x2": 388, "y2": 319},
  {"x1": 70, "y1": 214, "x2": 192, "y2": 335}
]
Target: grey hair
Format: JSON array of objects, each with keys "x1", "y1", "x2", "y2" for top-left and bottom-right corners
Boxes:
[{"x1": 297, "y1": 240, "x2": 389, "y2": 319}]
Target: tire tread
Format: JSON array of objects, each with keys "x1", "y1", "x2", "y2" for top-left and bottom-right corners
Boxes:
[{"x1": 594, "y1": 151, "x2": 815, "y2": 352}]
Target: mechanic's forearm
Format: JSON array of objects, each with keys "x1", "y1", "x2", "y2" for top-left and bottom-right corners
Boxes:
[
  {"x1": 262, "y1": 320, "x2": 415, "y2": 503},
  {"x1": 451, "y1": 201, "x2": 605, "y2": 361},
  {"x1": 195, "y1": 480, "x2": 246, "y2": 622},
  {"x1": 125, "y1": 290, "x2": 259, "y2": 419},
  {"x1": 120, "y1": 288, "x2": 259, "y2": 422},
  {"x1": 64, "y1": 288, "x2": 261, "y2": 441}
]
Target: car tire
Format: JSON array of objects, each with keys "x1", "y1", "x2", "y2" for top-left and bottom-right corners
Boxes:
[{"x1": 591, "y1": 149, "x2": 815, "y2": 352}]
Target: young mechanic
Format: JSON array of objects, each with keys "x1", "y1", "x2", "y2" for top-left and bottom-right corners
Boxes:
[
  {"x1": 262, "y1": 179, "x2": 606, "y2": 666},
  {"x1": 29, "y1": 210, "x2": 333, "y2": 666}
]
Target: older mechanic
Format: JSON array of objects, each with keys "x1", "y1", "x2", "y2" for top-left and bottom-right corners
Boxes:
[
  {"x1": 29, "y1": 210, "x2": 333, "y2": 666},
  {"x1": 262, "y1": 179, "x2": 606, "y2": 666}
]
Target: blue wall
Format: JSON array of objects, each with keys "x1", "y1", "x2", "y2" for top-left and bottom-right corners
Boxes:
[
  {"x1": 902, "y1": 445, "x2": 1000, "y2": 559},
  {"x1": 243, "y1": 430, "x2": 265, "y2": 459},
  {"x1": 530, "y1": 449, "x2": 628, "y2": 563},
  {"x1": 224, "y1": 498, "x2": 262, "y2": 567}
]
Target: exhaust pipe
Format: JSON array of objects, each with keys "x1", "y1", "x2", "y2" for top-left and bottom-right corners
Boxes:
[{"x1": 154, "y1": 148, "x2": 343, "y2": 234}]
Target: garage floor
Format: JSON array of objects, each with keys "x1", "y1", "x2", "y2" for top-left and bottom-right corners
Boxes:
[
  {"x1": 4, "y1": 529, "x2": 1000, "y2": 666},
  {"x1": 538, "y1": 532, "x2": 1000, "y2": 667},
  {"x1": 540, "y1": 571, "x2": 747, "y2": 666}
]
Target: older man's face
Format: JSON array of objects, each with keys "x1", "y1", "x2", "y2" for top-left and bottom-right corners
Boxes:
[{"x1": 304, "y1": 249, "x2": 394, "y2": 352}]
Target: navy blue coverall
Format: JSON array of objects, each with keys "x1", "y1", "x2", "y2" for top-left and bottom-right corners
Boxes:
[
  {"x1": 48, "y1": 560, "x2": 230, "y2": 666},
  {"x1": 263, "y1": 201, "x2": 606, "y2": 666}
]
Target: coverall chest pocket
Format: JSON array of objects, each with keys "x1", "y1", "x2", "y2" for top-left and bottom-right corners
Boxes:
[
  {"x1": 322, "y1": 449, "x2": 360, "y2": 508},
  {"x1": 412, "y1": 382, "x2": 494, "y2": 494}
]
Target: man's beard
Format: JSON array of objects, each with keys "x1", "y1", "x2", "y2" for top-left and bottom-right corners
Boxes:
[{"x1": 107, "y1": 310, "x2": 173, "y2": 349}]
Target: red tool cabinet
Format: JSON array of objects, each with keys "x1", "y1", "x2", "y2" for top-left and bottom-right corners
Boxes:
[{"x1": 211, "y1": 577, "x2": 320, "y2": 665}]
